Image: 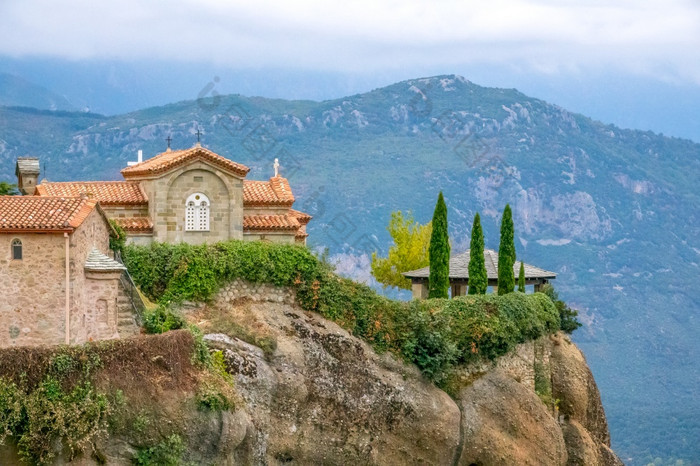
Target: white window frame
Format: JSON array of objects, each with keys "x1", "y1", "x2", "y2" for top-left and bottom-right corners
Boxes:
[{"x1": 185, "y1": 193, "x2": 210, "y2": 232}]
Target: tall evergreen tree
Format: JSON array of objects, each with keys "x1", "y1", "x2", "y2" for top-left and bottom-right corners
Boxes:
[
  {"x1": 467, "y1": 213, "x2": 487, "y2": 295},
  {"x1": 428, "y1": 192, "x2": 450, "y2": 299},
  {"x1": 497, "y1": 204, "x2": 516, "y2": 295},
  {"x1": 518, "y1": 261, "x2": 525, "y2": 292}
]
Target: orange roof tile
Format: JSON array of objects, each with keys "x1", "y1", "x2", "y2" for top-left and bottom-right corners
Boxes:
[
  {"x1": 243, "y1": 177, "x2": 295, "y2": 206},
  {"x1": 0, "y1": 196, "x2": 97, "y2": 232},
  {"x1": 113, "y1": 217, "x2": 153, "y2": 233},
  {"x1": 289, "y1": 209, "x2": 312, "y2": 225},
  {"x1": 121, "y1": 146, "x2": 250, "y2": 178},
  {"x1": 35, "y1": 181, "x2": 147, "y2": 205},
  {"x1": 295, "y1": 224, "x2": 308, "y2": 239},
  {"x1": 243, "y1": 214, "x2": 301, "y2": 231}
]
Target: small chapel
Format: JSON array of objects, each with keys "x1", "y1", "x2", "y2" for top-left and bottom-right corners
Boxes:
[{"x1": 19, "y1": 143, "x2": 311, "y2": 245}]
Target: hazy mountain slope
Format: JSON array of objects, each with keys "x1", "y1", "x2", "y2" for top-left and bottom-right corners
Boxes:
[
  {"x1": 0, "y1": 73, "x2": 75, "y2": 111},
  {"x1": 0, "y1": 75, "x2": 698, "y2": 464}
]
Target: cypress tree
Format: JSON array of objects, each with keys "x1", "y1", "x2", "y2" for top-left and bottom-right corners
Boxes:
[
  {"x1": 497, "y1": 204, "x2": 516, "y2": 295},
  {"x1": 518, "y1": 260, "x2": 525, "y2": 292},
  {"x1": 467, "y1": 213, "x2": 488, "y2": 295},
  {"x1": 428, "y1": 192, "x2": 450, "y2": 299}
]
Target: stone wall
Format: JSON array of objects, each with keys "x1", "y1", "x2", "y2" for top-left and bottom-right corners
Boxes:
[
  {"x1": 0, "y1": 232, "x2": 67, "y2": 347},
  {"x1": 101, "y1": 205, "x2": 149, "y2": 219},
  {"x1": 140, "y1": 161, "x2": 244, "y2": 244},
  {"x1": 81, "y1": 270, "x2": 122, "y2": 342},
  {"x1": 242, "y1": 232, "x2": 296, "y2": 244},
  {"x1": 69, "y1": 208, "x2": 113, "y2": 344},
  {"x1": 215, "y1": 279, "x2": 296, "y2": 305},
  {"x1": 0, "y1": 208, "x2": 121, "y2": 348}
]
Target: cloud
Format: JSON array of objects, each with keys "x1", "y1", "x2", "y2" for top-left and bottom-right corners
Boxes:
[{"x1": 1, "y1": 0, "x2": 699, "y2": 84}]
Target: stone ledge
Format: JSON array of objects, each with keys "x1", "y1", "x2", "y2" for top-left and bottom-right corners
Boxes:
[{"x1": 216, "y1": 278, "x2": 296, "y2": 305}]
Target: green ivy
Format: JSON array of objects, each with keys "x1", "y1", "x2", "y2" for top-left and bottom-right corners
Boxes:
[
  {"x1": 108, "y1": 219, "x2": 127, "y2": 254},
  {"x1": 124, "y1": 240, "x2": 564, "y2": 383},
  {"x1": 0, "y1": 376, "x2": 111, "y2": 465}
]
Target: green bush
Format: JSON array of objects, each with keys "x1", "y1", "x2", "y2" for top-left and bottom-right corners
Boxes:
[
  {"x1": 0, "y1": 377, "x2": 111, "y2": 465},
  {"x1": 124, "y1": 241, "x2": 565, "y2": 383},
  {"x1": 142, "y1": 306, "x2": 186, "y2": 334},
  {"x1": 109, "y1": 219, "x2": 127, "y2": 254},
  {"x1": 540, "y1": 284, "x2": 582, "y2": 334},
  {"x1": 134, "y1": 433, "x2": 185, "y2": 466}
]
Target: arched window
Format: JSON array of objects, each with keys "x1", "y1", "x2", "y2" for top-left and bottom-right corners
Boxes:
[
  {"x1": 185, "y1": 193, "x2": 210, "y2": 231},
  {"x1": 11, "y1": 239, "x2": 22, "y2": 260}
]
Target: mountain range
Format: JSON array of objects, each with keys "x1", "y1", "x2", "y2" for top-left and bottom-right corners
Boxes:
[{"x1": 0, "y1": 74, "x2": 698, "y2": 464}]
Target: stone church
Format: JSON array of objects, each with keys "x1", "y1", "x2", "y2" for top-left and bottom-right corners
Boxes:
[
  {"x1": 2, "y1": 145, "x2": 311, "y2": 348},
  {"x1": 25, "y1": 143, "x2": 311, "y2": 245}
]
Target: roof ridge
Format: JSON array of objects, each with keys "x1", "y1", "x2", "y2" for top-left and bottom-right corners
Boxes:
[{"x1": 121, "y1": 146, "x2": 249, "y2": 178}]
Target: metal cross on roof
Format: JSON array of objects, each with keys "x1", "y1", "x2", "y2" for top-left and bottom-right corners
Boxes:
[
  {"x1": 166, "y1": 136, "x2": 172, "y2": 149},
  {"x1": 196, "y1": 129, "x2": 201, "y2": 143}
]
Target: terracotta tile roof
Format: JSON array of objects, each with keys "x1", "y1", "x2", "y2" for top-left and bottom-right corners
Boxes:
[
  {"x1": 289, "y1": 209, "x2": 312, "y2": 225},
  {"x1": 243, "y1": 213, "x2": 301, "y2": 231},
  {"x1": 0, "y1": 196, "x2": 97, "y2": 232},
  {"x1": 112, "y1": 217, "x2": 153, "y2": 233},
  {"x1": 121, "y1": 146, "x2": 250, "y2": 178},
  {"x1": 243, "y1": 177, "x2": 295, "y2": 206},
  {"x1": 35, "y1": 181, "x2": 147, "y2": 206}
]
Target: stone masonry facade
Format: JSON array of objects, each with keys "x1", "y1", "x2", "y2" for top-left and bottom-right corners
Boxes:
[
  {"x1": 0, "y1": 197, "x2": 129, "y2": 348},
  {"x1": 215, "y1": 279, "x2": 296, "y2": 306}
]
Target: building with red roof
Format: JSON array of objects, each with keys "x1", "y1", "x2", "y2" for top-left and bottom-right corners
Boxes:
[
  {"x1": 25, "y1": 144, "x2": 311, "y2": 244},
  {"x1": 0, "y1": 196, "x2": 138, "y2": 347}
]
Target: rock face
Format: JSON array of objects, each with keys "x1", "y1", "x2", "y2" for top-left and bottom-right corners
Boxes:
[
  {"x1": 197, "y1": 291, "x2": 622, "y2": 466},
  {"x1": 204, "y1": 303, "x2": 461, "y2": 465},
  {"x1": 0, "y1": 285, "x2": 622, "y2": 465}
]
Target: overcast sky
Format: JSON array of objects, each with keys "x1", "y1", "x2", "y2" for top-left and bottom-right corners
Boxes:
[{"x1": 1, "y1": 0, "x2": 699, "y2": 86}]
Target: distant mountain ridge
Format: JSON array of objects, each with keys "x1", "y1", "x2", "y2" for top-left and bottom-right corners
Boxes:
[
  {"x1": 0, "y1": 72, "x2": 75, "y2": 111},
  {"x1": 0, "y1": 75, "x2": 698, "y2": 464}
]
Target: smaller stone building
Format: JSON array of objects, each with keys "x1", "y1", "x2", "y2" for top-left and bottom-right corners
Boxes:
[
  {"x1": 0, "y1": 196, "x2": 129, "y2": 348},
  {"x1": 403, "y1": 248, "x2": 556, "y2": 299}
]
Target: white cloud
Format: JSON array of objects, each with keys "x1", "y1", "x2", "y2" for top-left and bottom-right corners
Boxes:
[{"x1": 1, "y1": 0, "x2": 699, "y2": 84}]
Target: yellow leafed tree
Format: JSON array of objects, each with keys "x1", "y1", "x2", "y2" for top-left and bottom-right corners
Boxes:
[{"x1": 371, "y1": 211, "x2": 432, "y2": 290}]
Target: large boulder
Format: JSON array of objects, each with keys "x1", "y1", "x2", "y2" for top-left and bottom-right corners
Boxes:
[
  {"x1": 205, "y1": 301, "x2": 462, "y2": 465},
  {"x1": 550, "y1": 337, "x2": 610, "y2": 445},
  {"x1": 455, "y1": 371, "x2": 568, "y2": 465}
]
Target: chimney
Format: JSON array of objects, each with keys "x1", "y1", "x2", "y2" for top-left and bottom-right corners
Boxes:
[
  {"x1": 15, "y1": 157, "x2": 40, "y2": 195},
  {"x1": 127, "y1": 150, "x2": 144, "y2": 167}
]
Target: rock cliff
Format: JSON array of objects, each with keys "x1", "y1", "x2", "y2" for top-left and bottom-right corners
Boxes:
[
  {"x1": 0, "y1": 293, "x2": 621, "y2": 465},
  {"x1": 196, "y1": 295, "x2": 622, "y2": 465}
]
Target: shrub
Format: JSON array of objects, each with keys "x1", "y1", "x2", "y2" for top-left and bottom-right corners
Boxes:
[
  {"x1": 109, "y1": 219, "x2": 127, "y2": 254},
  {"x1": 142, "y1": 306, "x2": 186, "y2": 334},
  {"x1": 540, "y1": 284, "x2": 582, "y2": 334},
  {"x1": 0, "y1": 377, "x2": 112, "y2": 465},
  {"x1": 134, "y1": 434, "x2": 185, "y2": 466}
]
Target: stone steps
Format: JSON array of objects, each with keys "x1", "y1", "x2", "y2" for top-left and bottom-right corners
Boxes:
[{"x1": 116, "y1": 283, "x2": 141, "y2": 337}]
